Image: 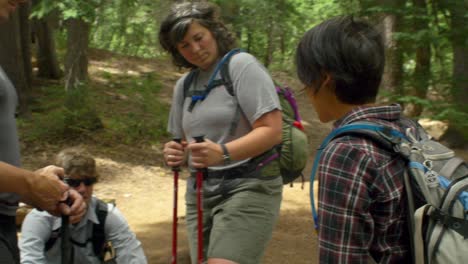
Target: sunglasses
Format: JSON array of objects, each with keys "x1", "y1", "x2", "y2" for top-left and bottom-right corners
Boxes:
[{"x1": 64, "y1": 177, "x2": 97, "y2": 187}]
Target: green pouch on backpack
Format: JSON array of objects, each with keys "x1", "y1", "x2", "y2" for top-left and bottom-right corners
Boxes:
[{"x1": 278, "y1": 120, "x2": 309, "y2": 183}]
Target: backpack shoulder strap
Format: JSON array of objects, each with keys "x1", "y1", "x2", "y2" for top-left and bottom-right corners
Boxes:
[
  {"x1": 183, "y1": 49, "x2": 242, "y2": 112},
  {"x1": 183, "y1": 70, "x2": 199, "y2": 99},
  {"x1": 44, "y1": 199, "x2": 110, "y2": 259},
  {"x1": 219, "y1": 55, "x2": 235, "y2": 96},
  {"x1": 92, "y1": 198, "x2": 109, "y2": 260},
  {"x1": 219, "y1": 49, "x2": 242, "y2": 135},
  {"x1": 44, "y1": 227, "x2": 61, "y2": 251}
]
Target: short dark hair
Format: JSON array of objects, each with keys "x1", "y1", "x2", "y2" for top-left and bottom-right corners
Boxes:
[
  {"x1": 158, "y1": 1, "x2": 237, "y2": 69},
  {"x1": 295, "y1": 16, "x2": 385, "y2": 104}
]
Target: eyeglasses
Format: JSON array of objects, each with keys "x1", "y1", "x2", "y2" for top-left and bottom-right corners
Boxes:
[{"x1": 64, "y1": 177, "x2": 97, "y2": 187}]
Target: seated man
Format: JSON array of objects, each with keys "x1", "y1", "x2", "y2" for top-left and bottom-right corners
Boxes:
[{"x1": 19, "y1": 147, "x2": 147, "y2": 264}]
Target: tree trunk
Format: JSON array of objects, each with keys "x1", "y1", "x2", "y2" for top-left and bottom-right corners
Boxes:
[
  {"x1": 440, "y1": 0, "x2": 468, "y2": 148},
  {"x1": 64, "y1": 18, "x2": 90, "y2": 91},
  {"x1": 247, "y1": 30, "x2": 252, "y2": 53},
  {"x1": 31, "y1": 2, "x2": 62, "y2": 79},
  {"x1": 218, "y1": 1, "x2": 241, "y2": 38},
  {"x1": 18, "y1": 2, "x2": 32, "y2": 87},
  {"x1": 378, "y1": 10, "x2": 404, "y2": 99},
  {"x1": 0, "y1": 11, "x2": 30, "y2": 116},
  {"x1": 405, "y1": 0, "x2": 431, "y2": 117},
  {"x1": 447, "y1": 0, "x2": 468, "y2": 111}
]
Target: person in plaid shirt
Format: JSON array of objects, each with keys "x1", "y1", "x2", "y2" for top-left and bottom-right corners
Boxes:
[{"x1": 295, "y1": 17, "x2": 412, "y2": 263}]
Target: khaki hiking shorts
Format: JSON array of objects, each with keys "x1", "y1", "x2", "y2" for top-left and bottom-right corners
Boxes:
[{"x1": 185, "y1": 175, "x2": 283, "y2": 264}]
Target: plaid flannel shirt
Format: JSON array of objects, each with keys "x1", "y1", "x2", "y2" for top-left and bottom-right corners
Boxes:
[{"x1": 318, "y1": 104, "x2": 411, "y2": 264}]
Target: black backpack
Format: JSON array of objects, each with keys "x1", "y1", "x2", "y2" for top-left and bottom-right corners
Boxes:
[{"x1": 45, "y1": 198, "x2": 113, "y2": 262}]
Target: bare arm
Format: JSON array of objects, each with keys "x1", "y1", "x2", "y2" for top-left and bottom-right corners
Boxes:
[
  {"x1": 0, "y1": 162, "x2": 38, "y2": 194},
  {"x1": 226, "y1": 109, "x2": 282, "y2": 160},
  {"x1": 188, "y1": 109, "x2": 282, "y2": 168},
  {"x1": 0, "y1": 162, "x2": 85, "y2": 219},
  {"x1": 0, "y1": 163, "x2": 68, "y2": 207}
]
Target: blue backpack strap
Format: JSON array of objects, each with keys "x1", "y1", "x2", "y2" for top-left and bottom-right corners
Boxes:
[
  {"x1": 185, "y1": 49, "x2": 242, "y2": 112},
  {"x1": 309, "y1": 122, "x2": 407, "y2": 230}
]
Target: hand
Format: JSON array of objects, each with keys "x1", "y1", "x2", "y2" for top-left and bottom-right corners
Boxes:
[
  {"x1": 65, "y1": 189, "x2": 87, "y2": 224},
  {"x1": 163, "y1": 140, "x2": 187, "y2": 167},
  {"x1": 187, "y1": 139, "x2": 224, "y2": 168},
  {"x1": 21, "y1": 165, "x2": 69, "y2": 213}
]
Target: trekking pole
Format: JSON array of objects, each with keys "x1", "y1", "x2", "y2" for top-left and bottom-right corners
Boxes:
[
  {"x1": 171, "y1": 138, "x2": 181, "y2": 264},
  {"x1": 61, "y1": 197, "x2": 72, "y2": 264},
  {"x1": 193, "y1": 136, "x2": 206, "y2": 264}
]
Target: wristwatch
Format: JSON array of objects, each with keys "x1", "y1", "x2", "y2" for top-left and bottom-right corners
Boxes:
[{"x1": 220, "y1": 144, "x2": 231, "y2": 165}]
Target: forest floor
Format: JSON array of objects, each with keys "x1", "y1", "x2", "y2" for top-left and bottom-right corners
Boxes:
[{"x1": 18, "y1": 49, "x2": 467, "y2": 264}]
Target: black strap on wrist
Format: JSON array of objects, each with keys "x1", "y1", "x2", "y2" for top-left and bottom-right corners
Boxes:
[{"x1": 220, "y1": 144, "x2": 231, "y2": 165}]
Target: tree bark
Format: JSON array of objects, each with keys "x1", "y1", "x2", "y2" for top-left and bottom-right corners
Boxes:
[
  {"x1": 376, "y1": 2, "x2": 405, "y2": 99},
  {"x1": 218, "y1": 1, "x2": 241, "y2": 38},
  {"x1": 440, "y1": 0, "x2": 468, "y2": 148},
  {"x1": 0, "y1": 11, "x2": 30, "y2": 116},
  {"x1": 405, "y1": 0, "x2": 431, "y2": 117},
  {"x1": 446, "y1": 0, "x2": 468, "y2": 111},
  {"x1": 64, "y1": 18, "x2": 90, "y2": 91},
  {"x1": 18, "y1": 2, "x2": 32, "y2": 87},
  {"x1": 31, "y1": 2, "x2": 62, "y2": 79}
]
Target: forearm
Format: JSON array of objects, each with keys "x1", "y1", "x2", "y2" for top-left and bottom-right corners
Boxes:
[
  {"x1": 0, "y1": 162, "x2": 33, "y2": 196},
  {"x1": 227, "y1": 125, "x2": 282, "y2": 161},
  {"x1": 226, "y1": 109, "x2": 282, "y2": 161}
]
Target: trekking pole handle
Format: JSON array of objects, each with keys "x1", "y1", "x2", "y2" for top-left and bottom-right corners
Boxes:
[
  {"x1": 61, "y1": 197, "x2": 72, "y2": 264},
  {"x1": 193, "y1": 136, "x2": 208, "y2": 174},
  {"x1": 193, "y1": 136, "x2": 204, "y2": 143},
  {"x1": 193, "y1": 135, "x2": 205, "y2": 264},
  {"x1": 172, "y1": 138, "x2": 182, "y2": 172}
]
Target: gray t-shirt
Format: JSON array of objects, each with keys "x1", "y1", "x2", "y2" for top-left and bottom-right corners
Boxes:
[
  {"x1": 0, "y1": 66, "x2": 21, "y2": 216},
  {"x1": 167, "y1": 52, "x2": 280, "y2": 170}
]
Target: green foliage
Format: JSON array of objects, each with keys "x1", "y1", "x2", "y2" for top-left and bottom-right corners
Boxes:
[
  {"x1": 63, "y1": 86, "x2": 103, "y2": 137},
  {"x1": 103, "y1": 73, "x2": 170, "y2": 144},
  {"x1": 90, "y1": 0, "x2": 157, "y2": 57},
  {"x1": 18, "y1": 71, "x2": 169, "y2": 145},
  {"x1": 31, "y1": 0, "x2": 102, "y2": 21},
  {"x1": 18, "y1": 85, "x2": 103, "y2": 142},
  {"x1": 27, "y1": 0, "x2": 467, "y2": 142}
]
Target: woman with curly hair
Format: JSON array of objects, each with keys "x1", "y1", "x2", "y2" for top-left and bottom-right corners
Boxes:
[{"x1": 160, "y1": 2, "x2": 283, "y2": 264}]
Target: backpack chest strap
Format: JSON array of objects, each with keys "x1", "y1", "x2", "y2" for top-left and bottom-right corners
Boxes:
[
  {"x1": 184, "y1": 49, "x2": 241, "y2": 112},
  {"x1": 186, "y1": 78, "x2": 230, "y2": 112}
]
